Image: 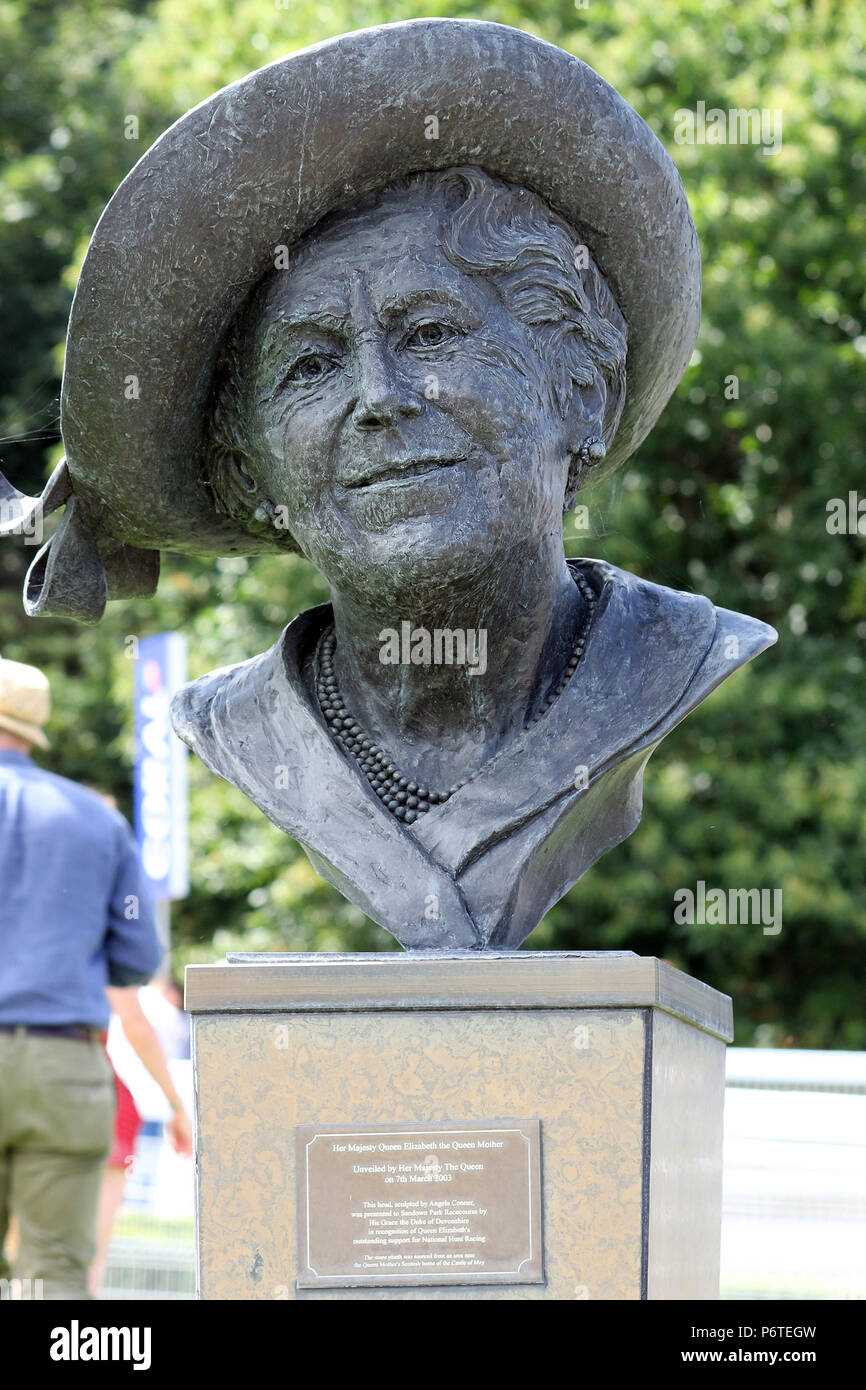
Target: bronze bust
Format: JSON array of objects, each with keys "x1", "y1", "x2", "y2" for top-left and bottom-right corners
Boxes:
[{"x1": 0, "y1": 21, "x2": 776, "y2": 949}]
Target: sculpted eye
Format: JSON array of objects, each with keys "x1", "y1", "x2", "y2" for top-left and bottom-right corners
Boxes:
[
  {"x1": 283, "y1": 352, "x2": 334, "y2": 386},
  {"x1": 405, "y1": 320, "x2": 456, "y2": 350}
]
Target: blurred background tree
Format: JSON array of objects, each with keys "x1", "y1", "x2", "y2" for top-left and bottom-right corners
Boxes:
[{"x1": 1, "y1": 0, "x2": 864, "y2": 1045}]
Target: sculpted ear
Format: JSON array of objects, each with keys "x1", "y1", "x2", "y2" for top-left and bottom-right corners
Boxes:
[
  {"x1": 563, "y1": 363, "x2": 627, "y2": 509},
  {"x1": 563, "y1": 372, "x2": 607, "y2": 509}
]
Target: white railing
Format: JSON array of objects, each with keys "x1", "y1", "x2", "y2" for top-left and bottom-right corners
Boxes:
[{"x1": 722, "y1": 1049, "x2": 866, "y2": 1300}]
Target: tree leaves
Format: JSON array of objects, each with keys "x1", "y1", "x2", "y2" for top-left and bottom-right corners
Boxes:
[{"x1": 2, "y1": 0, "x2": 865, "y2": 1044}]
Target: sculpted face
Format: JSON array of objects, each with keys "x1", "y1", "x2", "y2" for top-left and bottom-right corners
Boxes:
[{"x1": 233, "y1": 191, "x2": 581, "y2": 599}]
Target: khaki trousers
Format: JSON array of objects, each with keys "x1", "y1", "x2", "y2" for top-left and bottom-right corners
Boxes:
[{"x1": 0, "y1": 1030, "x2": 114, "y2": 1299}]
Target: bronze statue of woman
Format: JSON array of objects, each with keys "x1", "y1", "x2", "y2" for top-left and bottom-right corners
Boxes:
[{"x1": 0, "y1": 21, "x2": 776, "y2": 949}]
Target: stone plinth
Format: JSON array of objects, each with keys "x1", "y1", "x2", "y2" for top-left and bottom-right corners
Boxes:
[{"x1": 185, "y1": 952, "x2": 731, "y2": 1300}]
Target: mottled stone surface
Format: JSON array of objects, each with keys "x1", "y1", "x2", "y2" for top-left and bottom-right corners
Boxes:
[
  {"x1": 195, "y1": 1008, "x2": 647, "y2": 1300},
  {"x1": 647, "y1": 1011, "x2": 726, "y2": 1300}
]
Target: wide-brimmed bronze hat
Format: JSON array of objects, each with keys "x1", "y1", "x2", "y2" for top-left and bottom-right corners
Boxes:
[{"x1": 0, "y1": 18, "x2": 700, "y2": 622}]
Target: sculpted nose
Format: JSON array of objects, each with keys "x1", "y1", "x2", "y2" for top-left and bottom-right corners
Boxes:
[{"x1": 352, "y1": 339, "x2": 422, "y2": 430}]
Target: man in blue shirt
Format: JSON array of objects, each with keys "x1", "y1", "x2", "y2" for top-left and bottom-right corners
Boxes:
[{"x1": 0, "y1": 657, "x2": 162, "y2": 1299}]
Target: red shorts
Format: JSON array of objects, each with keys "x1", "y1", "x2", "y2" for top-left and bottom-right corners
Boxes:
[{"x1": 108, "y1": 1069, "x2": 142, "y2": 1170}]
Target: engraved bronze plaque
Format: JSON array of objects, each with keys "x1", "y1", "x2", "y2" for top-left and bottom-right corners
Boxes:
[{"x1": 296, "y1": 1119, "x2": 543, "y2": 1288}]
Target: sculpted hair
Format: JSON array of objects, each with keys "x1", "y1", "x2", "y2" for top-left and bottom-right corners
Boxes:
[{"x1": 204, "y1": 166, "x2": 628, "y2": 540}]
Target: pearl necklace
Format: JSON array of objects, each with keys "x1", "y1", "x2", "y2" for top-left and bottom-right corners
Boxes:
[{"x1": 315, "y1": 568, "x2": 597, "y2": 825}]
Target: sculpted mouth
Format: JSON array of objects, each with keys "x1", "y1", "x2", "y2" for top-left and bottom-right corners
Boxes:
[{"x1": 345, "y1": 456, "x2": 467, "y2": 489}]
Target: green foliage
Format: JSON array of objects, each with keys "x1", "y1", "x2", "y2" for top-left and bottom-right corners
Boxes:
[{"x1": 1, "y1": 0, "x2": 865, "y2": 1045}]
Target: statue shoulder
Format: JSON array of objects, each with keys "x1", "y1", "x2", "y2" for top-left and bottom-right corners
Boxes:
[
  {"x1": 169, "y1": 603, "x2": 329, "y2": 775},
  {"x1": 577, "y1": 559, "x2": 777, "y2": 728},
  {"x1": 170, "y1": 648, "x2": 278, "y2": 765},
  {"x1": 623, "y1": 568, "x2": 778, "y2": 717},
  {"x1": 586, "y1": 560, "x2": 776, "y2": 669},
  {"x1": 696, "y1": 600, "x2": 778, "y2": 692}
]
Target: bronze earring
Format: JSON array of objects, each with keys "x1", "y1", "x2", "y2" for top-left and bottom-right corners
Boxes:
[{"x1": 578, "y1": 435, "x2": 606, "y2": 467}]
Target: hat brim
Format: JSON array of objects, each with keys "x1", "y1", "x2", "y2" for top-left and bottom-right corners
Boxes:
[
  {"x1": 0, "y1": 711, "x2": 50, "y2": 750},
  {"x1": 60, "y1": 18, "x2": 700, "y2": 559}
]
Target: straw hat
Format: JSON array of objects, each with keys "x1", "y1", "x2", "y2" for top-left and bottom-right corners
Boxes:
[
  {"x1": 0, "y1": 19, "x2": 701, "y2": 622},
  {"x1": 0, "y1": 658, "x2": 51, "y2": 749}
]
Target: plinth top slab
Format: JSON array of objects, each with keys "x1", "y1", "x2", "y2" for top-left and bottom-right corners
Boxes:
[{"x1": 184, "y1": 953, "x2": 733, "y2": 1042}]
